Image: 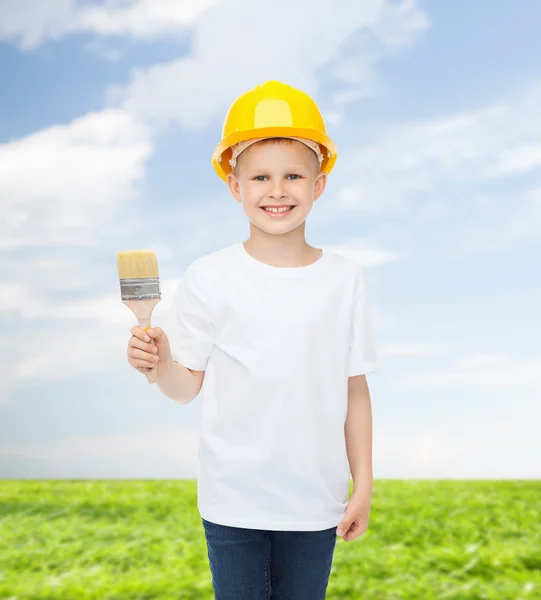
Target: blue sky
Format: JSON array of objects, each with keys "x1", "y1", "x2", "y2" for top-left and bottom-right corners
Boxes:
[{"x1": 1, "y1": 0, "x2": 540, "y2": 479}]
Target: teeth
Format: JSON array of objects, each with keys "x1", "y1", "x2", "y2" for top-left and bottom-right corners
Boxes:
[{"x1": 264, "y1": 206, "x2": 291, "y2": 213}]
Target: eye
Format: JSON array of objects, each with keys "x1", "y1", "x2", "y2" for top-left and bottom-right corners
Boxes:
[{"x1": 252, "y1": 174, "x2": 302, "y2": 181}]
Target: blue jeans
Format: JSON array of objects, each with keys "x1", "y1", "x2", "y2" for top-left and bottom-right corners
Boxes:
[{"x1": 202, "y1": 517, "x2": 338, "y2": 599}]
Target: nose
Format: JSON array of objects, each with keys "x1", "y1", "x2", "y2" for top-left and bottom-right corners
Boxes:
[{"x1": 268, "y1": 177, "x2": 287, "y2": 199}]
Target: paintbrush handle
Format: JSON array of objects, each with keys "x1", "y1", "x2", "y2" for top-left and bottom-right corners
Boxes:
[{"x1": 123, "y1": 298, "x2": 161, "y2": 384}]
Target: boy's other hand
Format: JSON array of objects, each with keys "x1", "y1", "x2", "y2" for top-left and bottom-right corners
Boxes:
[{"x1": 336, "y1": 489, "x2": 371, "y2": 542}]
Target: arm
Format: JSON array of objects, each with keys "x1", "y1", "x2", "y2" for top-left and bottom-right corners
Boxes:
[
  {"x1": 345, "y1": 374, "x2": 373, "y2": 496},
  {"x1": 156, "y1": 357, "x2": 204, "y2": 404}
]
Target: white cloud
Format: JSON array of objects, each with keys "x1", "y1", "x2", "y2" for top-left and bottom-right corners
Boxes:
[
  {"x1": 0, "y1": 274, "x2": 181, "y2": 398},
  {"x1": 0, "y1": 108, "x2": 152, "y2": 251},
  {"x1": 405, "y1": 356, "x2": 541, "y2": 387},
  {"x1": 0, "y1": 0, "x2": 222, "y2": 49},
  {"x1": 326, "y1": 240, "x2": 398, "y2": 268},
  {"x1": 336, "y1": 81, "x2": 541, "y2": 214},
  {"x1": 506, "y1": 187, "x2": 541, "y2": 237},
  {"x1": 322, "y1": 110, "x2": 343, "y2": 128},
  {"x1": 449, "y1": 186, "x2": 541, "y2": 255},
  {"x1": 0, "y1": 131, "x2": 183, "y2": 401},
  {"x1": 457, "y1": 353, "x2": 507, "y2": 369},
  {"x1": 0, "y1": 0, "x2": 73, "y2": 50},
  {"x1": 72, "y1": 0, "x2": 222, "y2": 38},
  {"x1": 0, "y1": 429, "x2": 201, "y2": 478},
  {"x1": 374, "y1": 424, "x2": 541, "y2": 478},
  {"x1": 0, "y1": 107, "x2": 157, "y2": 403},
  {"x1": 379, "y1": 342, "x2": 453, "y2": 357},
  {"x1": 112, "y1": 0, "x2": 428, "y2": 128}
]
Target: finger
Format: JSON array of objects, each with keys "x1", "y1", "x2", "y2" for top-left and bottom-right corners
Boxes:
[
  {"x1": 129, "y1": 357, "x2": 157, "y2": 369},
  {"x1": 345, "y1": 531, "x2": 360, "y2": 542},
  {"x1": 129, "y1": 337, "x2": 158, "y2": 354},
  {"x1": 146, "y1": 327, "x2": 167, "y2": 343},
  {"x1": 130, "y1": 326, "x2": 151, "y2": 342},
  {"x1": 129, "y1": 347, "x2": 159, "y2": 363},
  {"x1": 345, "y1": 524, "x2": 364, "y2": 542}
]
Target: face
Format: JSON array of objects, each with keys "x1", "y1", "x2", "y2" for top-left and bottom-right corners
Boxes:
[{"x1": 226, "y1": 140, "x2": 327, "y2": 236}]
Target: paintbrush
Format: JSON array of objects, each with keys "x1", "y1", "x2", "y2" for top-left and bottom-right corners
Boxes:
[{"x1": 116, "y1": 249, "x2": 162, "y2": 384}]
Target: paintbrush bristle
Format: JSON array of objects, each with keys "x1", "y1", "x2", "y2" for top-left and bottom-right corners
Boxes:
[{"x1": 116, "y1": 249, "x2": 159, "y2": 279}]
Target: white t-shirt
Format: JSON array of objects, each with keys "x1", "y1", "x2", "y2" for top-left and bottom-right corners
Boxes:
[{"x1": 165, "y1": 242, "x2": 378, "y2": 531}]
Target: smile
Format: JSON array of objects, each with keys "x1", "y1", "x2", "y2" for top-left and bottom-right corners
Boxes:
[{"x1": 260, "y1": 206, "x2": 296, "y2": 218}]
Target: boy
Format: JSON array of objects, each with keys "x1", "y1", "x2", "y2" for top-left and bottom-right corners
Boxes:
[{"x1": 127, "y1": 80, "x2": 378, "y2": 599}]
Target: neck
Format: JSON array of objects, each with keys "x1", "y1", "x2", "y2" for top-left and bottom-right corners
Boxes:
[{"x1": 243, "y1": 226, "x2": 321, "y2": 267}]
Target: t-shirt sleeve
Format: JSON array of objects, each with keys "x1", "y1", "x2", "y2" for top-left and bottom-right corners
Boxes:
[
  {"x1": 164, "y1": 263, "x2": 215, "y2": 372},
  {"x1": 349, "y1": 267, "x2": 378, "y2": 376}
]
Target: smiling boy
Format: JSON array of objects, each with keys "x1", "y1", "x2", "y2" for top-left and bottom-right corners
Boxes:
[{"x1": 127, "y1": 80, "x2": 378, "y2": 599}]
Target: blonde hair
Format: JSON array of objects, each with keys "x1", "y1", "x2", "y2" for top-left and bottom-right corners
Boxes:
[{"x1": 232, "y1": 137, "x2": 321, "y2": 177}]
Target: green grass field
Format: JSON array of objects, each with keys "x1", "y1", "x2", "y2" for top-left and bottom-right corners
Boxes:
[{"x1": 1, "y1": 480, "x2": 539, "y2": 599}]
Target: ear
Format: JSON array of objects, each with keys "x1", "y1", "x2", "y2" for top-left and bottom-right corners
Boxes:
[
  {"x1": 226, "y1": 172, "x2": 242, "y2": 203},
  {"x1": 313, "y1": 171, "x2": 327, "y2": 202}
]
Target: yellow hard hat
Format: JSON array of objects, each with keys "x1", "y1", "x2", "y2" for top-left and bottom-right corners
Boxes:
[{"x1": 212, "y1": 80, "x2": 338, "y2": 181}]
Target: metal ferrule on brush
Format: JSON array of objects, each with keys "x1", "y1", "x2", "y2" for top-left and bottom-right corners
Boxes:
[{"x1": 119, "y1": 277, "x2": 162, "y2": 301}]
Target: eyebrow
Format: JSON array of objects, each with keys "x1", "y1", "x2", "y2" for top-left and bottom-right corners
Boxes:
[{"x1": 246, "y1": 165, "x2": 309, "y2": 173}]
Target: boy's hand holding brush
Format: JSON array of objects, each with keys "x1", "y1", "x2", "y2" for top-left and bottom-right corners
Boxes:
[
  {"x1": 127, "y1": 324, "x2": 173, "y2": 380},
  {"x1": 116, "y1": 249, "x2": 166, "y2": 384},
  {"x1": 116, "y1": 249, "x2": 203, "y2": 404}
]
